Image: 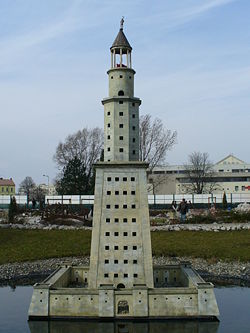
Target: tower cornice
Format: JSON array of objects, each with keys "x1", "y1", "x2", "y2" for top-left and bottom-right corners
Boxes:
[
  {"x1": 102, "y1": 96, "x2": 141, "y2": 105},
  {"x1": 107, "y1": 68, "x2": 136, "y2": 75}
]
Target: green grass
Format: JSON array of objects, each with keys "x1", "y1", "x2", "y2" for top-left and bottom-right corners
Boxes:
[
  {"x1": 0, "y1": 229, "x2": 249, "y2": 264},
  {"x1": 151, "y1": 231, "x2": 250, "y2": 262},
  {"x1": 0, "y1": 229, "x2": 91, "y2": 265}
]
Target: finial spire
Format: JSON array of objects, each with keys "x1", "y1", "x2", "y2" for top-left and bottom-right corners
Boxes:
[{"x1": 120, "y1": 16, "x2": 124, "y2": 30}]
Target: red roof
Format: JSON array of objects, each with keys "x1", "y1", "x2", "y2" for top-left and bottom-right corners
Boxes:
[{"x1": 0, "y1": 178, "x2": 15, "y2": 186}]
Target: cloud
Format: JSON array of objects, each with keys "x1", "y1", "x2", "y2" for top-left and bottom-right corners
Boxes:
[
  {"x1": 172, "y1": 0, "x2": 238, "y2": 24},
  {"x1": 130, "y1": 0, "x2": 238, "y2": 32}
]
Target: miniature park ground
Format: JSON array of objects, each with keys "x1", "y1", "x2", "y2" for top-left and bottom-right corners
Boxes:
[
  {"x1": 0, "y1": 204, "x2": 250, "y2": 265},
  {"x1": 0, "y1": 229, "x2": 250, "y2": 265}
]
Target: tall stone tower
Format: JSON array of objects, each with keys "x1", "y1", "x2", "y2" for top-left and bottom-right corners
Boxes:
[
  {"x1": 28, "y1": 21, "x2": 219, "y2": 320},
  {"x1": 89, "y1": 19, "x2": 154, "y2": 289}
]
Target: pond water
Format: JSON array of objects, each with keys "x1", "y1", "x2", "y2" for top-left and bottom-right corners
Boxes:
[{"x1": 0, "y1": 285, "x2": 249, "y2": 333}]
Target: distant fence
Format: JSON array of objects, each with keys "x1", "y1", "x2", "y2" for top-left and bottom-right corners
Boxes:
[
  {"x1": 1, "y1": 193, "x2": 249, "y2": 209},
  {"x1": 0, "y1": 195, "x2": 27, "y2": 208},
  {"x1": 45, "y1": 193, "x2": 250, "y2": 206}
]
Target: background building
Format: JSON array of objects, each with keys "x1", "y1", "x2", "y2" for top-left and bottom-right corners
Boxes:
[
  {"x1": 148, "y1": 155, "x2": 250, "y2": 195},
  {"x1": 0, "y1": 178, "x2": 15, "y2": 195},
  {"x1": 38, "y1": 183, "x2": 57, "y2": 196}
]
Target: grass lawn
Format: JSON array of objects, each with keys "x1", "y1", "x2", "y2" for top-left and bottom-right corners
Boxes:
[{"x1": 0, "y1": 229, "x2": 249, "y2": 264}]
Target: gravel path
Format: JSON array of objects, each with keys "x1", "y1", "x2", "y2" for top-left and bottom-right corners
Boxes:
[
  {"x1": 0, "y1": 256, "x2": 249, "y2": 286},
  {"x1": 1, "y1": 222, "x2": 250, "y2": 231}
]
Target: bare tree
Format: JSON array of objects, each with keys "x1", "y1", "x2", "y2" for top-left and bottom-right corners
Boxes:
[
  {"x1": 19, "y1": 176, "x2": 36, "y2": 201},
  {"x1": 147, "y1": 172, "x2": 167, "y2": 195},
  {"x1": 139, "y1": 114, "x2": 177, "y2": 170},
  {"x1": 53, "y1": 127, "x2": 104, "y2": 179},
  {"x1": 182, "y1": 152, "x2": 218, "y2": 194}
]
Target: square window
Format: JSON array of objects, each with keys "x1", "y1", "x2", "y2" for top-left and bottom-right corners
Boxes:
[
  {"x1": 123, "y1": 177, "x2": 127, "y2": 181},
  {"x1": 119, "y1": 148, "x2": 124, "y2": 152},
  {"x1": 123, "y1": 204, "x2": 127, "y2": 209},
  {"x1": 132, "y1": 126, "x2": 135, "y2": 130},
  {"x1": 119, "y1": 136, "x2": 123, "y2": 140},
  {"x1": 114, "y1": 218, "x2": 119, "y2": 223},
  {"x1": 105, "y1": 259, "x2": 109, "y2": 264},
  {"x1": 133, "y1": 260, "x2": 137, "y2": 264},
  {"x1": 119, "y1": 101, "x2": 123, "y2": 104},
  {"x1": 131, "y1": 177, "x2": 135, "y2": 181},
  {"x1": 114, "y1": 232, "x2": 119, "y2": 236},
  {"x1": 107, "y1": 177, "x2": 111, "y2": 181},
  {"x1": 115, "y1": 204, "x2": 119, "y2": 209},
  {"x1": 119, "y1": 124, "x2": 123, "y2": 128},
  {"x1": 108, "y1": 123, "x2": 111, "y2": 128},
  {"x1": 124, "y1": 274, "x2": 128, "y2": 278},
  {"x1": 132, "y1": 138, "x2": 135, "y2": 143},
  {"x1": 132, "y1": 232, "x2": 137, "y2": 236},
  {"x1": 105, "y1": 246, "x2": 109, "y2": 250},
  {"x1": 115, "y1": 190, "x2": 119, "y2": 195},
  {"x1": 107, "y1": 111, "x2": 110, "y2": 115},
  {"x1": 131, "y1": 204, "x2": 136, "y2": 209},
  {"x1": 107, "y1": 135, "x2": 110, "y2": 139},
  {"x1": 119, "y1": 112, "x2": 123, "y2": 116},
  {"x1": 105, "y1": 232, "x2": 110, "y2": 236},
  {"x1": 107, "y1": 191, "x2": 111, "y2": 195},
  {"x1": 114, "y1": 246, "x2": 119, "y2": 250},
  {"x1": 131, "y1": 191, "x2": 135, "y2": 195},
  {"x1": 123, "y1": 232, "x2": 128, "y2": 236},
  {"x1": 114, "y1": 259, "x2": 118, "y2": 264},
  {"x1": 124, "y1": 259, "x2": 128, "y2": 264},
  {"x1": 104, "y1": 273, "x2": 109, "y2": 278},
  {"x1": 107, "y1": 147, "x2": 110, "y2": 151},
  {"x1": 124, "y1": 246, "x2": 128, "y2": 250},
  {"x1": 115, "y1": 177, "x2": 119, "y2": 181},
  {"x1": 123, "y1": 190, "x2": 127, "y2": 195},
  {"x1": 133, "y1": 246, "x2": 137, "y2": 250},
  {"x1": 129, "y1": 76, "x2": 132, "y2": 79},
  {"x1": 134, "y1": 274, "x2": 138, "y2": 278},
  {"x1": 132, "y1": 218, "x2": 136, "y2": 223},
  {"x1": 132, "y1": 114, "x2": 135, "y2": 118},
  {"x1": 106, "y1": 204, "x2": 110, "y2": 209},
  {"x1": 106, "y1": 218, "x2": 110, "y2": 223},
  {"x1": 123, "y1": 218, "x2": 127, "y2": 223},
  {"x1": 114, "y1": 273, "x2": 118, "y2": 278}
]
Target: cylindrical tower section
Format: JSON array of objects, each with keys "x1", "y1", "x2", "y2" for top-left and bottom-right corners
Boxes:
[
  {"x1": 108, "y1": 68, "x2": 135, "y2": 97},
  {"x1": 102, "y1": 23, "x2": 141, "y2": 163}
]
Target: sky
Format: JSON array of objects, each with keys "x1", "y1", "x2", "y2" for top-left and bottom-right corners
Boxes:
[{"x1": 0, "y1": 0, "x2": 249, "y2": 189}]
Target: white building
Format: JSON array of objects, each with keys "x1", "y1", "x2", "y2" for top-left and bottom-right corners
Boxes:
[{"x1": 148, "y1": 154, "x2": 250, "y2": 194}]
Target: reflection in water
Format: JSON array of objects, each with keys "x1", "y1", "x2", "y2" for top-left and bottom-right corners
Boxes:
[{"x1": 29, "y1": 320, "x2": 219, "y2": 333}]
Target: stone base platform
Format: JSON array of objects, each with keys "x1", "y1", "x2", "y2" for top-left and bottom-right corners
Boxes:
[{"x1": 28, "y1": 262, "x2": 219, "y2": 320}]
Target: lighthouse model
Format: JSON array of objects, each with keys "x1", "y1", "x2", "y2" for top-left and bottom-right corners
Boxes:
[
  {"x1": 88, "y1": 18, "x2": 154, "y2": 292},
  {"x1": 29, "y1": 21, "x2": 219, "y2": 320}
]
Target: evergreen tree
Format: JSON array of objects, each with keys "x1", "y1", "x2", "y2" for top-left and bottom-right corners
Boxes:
[
  {"x1": 222, "y1": 192, "x2": 227, "y2": 210},
  {"x1": 9, "y1": 196, "x2": 18, "y2": 222},
  {"x1": 56, "y1": 157, "x2": 91, "y2": 195}
]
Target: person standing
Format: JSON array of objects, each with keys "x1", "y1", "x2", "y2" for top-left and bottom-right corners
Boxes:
[{"x1": 178, "y1": 198, "x2": 188, "y2": 223}]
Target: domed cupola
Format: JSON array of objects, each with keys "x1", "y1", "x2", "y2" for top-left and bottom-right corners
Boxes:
[{"x1": 110, "y1": 18, "x2": 132, "y2": 68}]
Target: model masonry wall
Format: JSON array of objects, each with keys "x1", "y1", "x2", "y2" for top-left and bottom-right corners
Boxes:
[
  {"x1": 89, "y1": 163, "x2": 154, "y2": 289},
  {"x1": 29, "y1": 264, "x2": 219, "y2": 319},
  {"x1": 29, "y1": 288, "x2": 218, "y2": 318}
]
